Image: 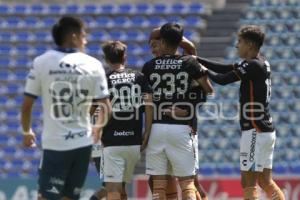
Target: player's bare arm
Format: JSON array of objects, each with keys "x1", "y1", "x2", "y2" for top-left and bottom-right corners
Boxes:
[
  {"x1": 181, "y1": 36, "x2": 197, "y2": 55},
  {"x1": 21, "y1": 95, "x2": 37, "y2": 148},
  {"x1": 141, "y1": 93, "x2": 153, "y2": 152},
  {"x1": 196, "y1": 74, "x2": 214, "y2": 95},
  {"x1": 92, "y1": 98, "x2": 112, "y2": 144}
]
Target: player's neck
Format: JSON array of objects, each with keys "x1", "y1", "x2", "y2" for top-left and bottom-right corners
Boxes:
[
  {"x1": 111, "y1": 64, "x2": 125, "y2": 72},
  {"x1": 245, "y1": 50, "x2": 259, "y2": 61},
  {"x1": 161, "y1": 47, "x2": 177, "y2": 55}
]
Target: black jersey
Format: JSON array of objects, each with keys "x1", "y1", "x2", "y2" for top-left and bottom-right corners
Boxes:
[
  {"x1": 233, "y1": 56, "x2": 275, "y2": 132},
  {"x1": 101, "y1": 68, "x2": 152, "y2": 147},
  {"x1": 188, "y1": 85, "x2": 206, "y2": 132},
  {"x1": 142, "y1": 54, "x2": 206, "y2": 125}
]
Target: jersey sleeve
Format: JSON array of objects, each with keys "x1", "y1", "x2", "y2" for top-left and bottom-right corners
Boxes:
[
  {"x1": 233, "y1": 61, "x2": 260, "y2": 80},
  {"x1": 93, "y1": 62, "x2": 109, "y2": 100},
  {"x1": 24, "y1": 59, "x2": 41, "y2": 98},
  {"x1": 186, "y1": 56, "x2": 207, "y2": 80}
]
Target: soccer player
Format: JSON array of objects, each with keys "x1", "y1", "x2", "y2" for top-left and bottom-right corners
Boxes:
[
  {"x1": 100, "y1": 41, "x2": 153, "y2": 200},
  {"x1": 21, "y1": 16, "x2": 111, "y2": 200},
  {"x1": 142, "y1": 22, "x2": 213, "y2": 200},
  {"x1": 197, "y1": 25, "x2": 285, "y2": 200},
  {"x1": 148, "y1": 28, "x2": 209, "y2": 200}
]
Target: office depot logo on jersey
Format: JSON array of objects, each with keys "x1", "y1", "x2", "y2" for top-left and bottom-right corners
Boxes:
[{"x1": 109, "y1": 72, "x2": 136, "y2": 84}]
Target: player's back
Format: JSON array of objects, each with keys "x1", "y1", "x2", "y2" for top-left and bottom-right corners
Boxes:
[
  {"x1": 142, "y1": 54, "x2": 206, "y2": 125},
  {"x1": 27, "y1": 49, "x2": 107, "y2": 150},
  {"x1": 102, "y1": 68, "x2": 150, "y2": 146}
]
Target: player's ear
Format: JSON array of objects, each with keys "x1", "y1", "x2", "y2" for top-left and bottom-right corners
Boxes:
[{"x1": 123, "y1": 54, "x2": 127, "y2": 64}]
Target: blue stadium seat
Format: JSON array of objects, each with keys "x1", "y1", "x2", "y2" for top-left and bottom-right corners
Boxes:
[
  {"x1": 131, "y1": 16, "x2": 148, "y2": 27},
  {"x1": 86, "y1": 44, "x2": 100, "y2": 55},
  {"x1": 127, "y1": 43, "x2": 142, "y2": 55},
  {"x1": 153, "y1": 3, "x2": 168, "y2": 14},
  {"x1": 198, "y1": 163, "x2": 216, "y2": 176},
  {"x1": 217, "y1": 163, "x2": 236, "y2": 175},
  {"x1": 290, "y1": 162, "x2": 300, "y2": 174},
  {"x1": 35, "y1": 31, "x2": 51, "y2": 42},
  {"x1": 171, "y1": 3, "x2": 186, "y2": 14},
  {"x1": 30, "y1": 4, "x2": 45, "y2": 14},
  {"x1": 3, "y1": 146, "x2": 16, "y2": 158},
  {"x1": 148, "y1": 16, "x2": 165, "y2": 27},
  {"x1": 35, "y1": 45, "x2": 49, "y2": 55},
  {"x1": 189, "y1": 2, "x2": 204, "y2": 14},
  {"x1": 66, "y1": 4, "x2": 79, "y2": 14},
  {"x1": 24, "y1": 17, "x2": 39, "y2": 28},
  {"x1": 13, "y1": 4, "x2": 27, "y2": 14},
  {"x1": 83, "y1": 4, "x2": 98, "y2": 14},
  {"x1": 0, "y1": 32, "x2": 12, "y2": 42},
  {"x1": 184, "y1": 16, "x2": 203, "y2": 27},
  {"x1": 82, "y1": 16, "x2": 96, "y2": 28},
  {"x1": 42, "y1": 17, "x2": 56, "y2": 27},
  {"x1": 0, "y1": 135, "x2": 9, "y2": 144},
  {"x1": 0, "y1": 44, "x2": 12, "y2": 55},
  {"x1": 165, "y1": 15, "x2": 183, "y2": 24},
  {"x1": 127, "y1": 30, "x2": 145, "y2": 42},
  {"x1": 90, "y1": 31, "x2": 108, "y2": 41},
  {"x1": 135, "y1": 3, "x2": 151, "y2": 14},
  {"x1": 118, "y1": 3, "x2": 133, "y2": 14},
  {"x1": 0, "y1": 4, "x2": 9, "y2": 14},
  {"x1": 47, "y1": 4, "x2": 63, "y2": 14},
  {"x1": 100, "y1": 4, "x2": 114, "y2": 14},
  {"x1": 15, "y1": 44, "x2": 31, "y2": 55},
  {"x1": 15, "y1": 31, "x2": 32, "y2": 42},
  {"x1": 95, "y1": 16, "x2": 113, "y2": 28},
  {"x1": 0, "y1": 70, "x2": 9, "y2": 80},
  {"x1": 0, "y1": 58, "x2": 10, "y2": 68},
  {"x1": 113, "y1": 16, "x2": 130, "y2": 28}
]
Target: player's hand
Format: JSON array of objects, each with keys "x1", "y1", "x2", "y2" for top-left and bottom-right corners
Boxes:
[
  {"x1": 23, "y1": 132, "x2": 37, "y2": 148},
  {"x1": 92, "y1": 127, "x2": 103, "y2": 144}
]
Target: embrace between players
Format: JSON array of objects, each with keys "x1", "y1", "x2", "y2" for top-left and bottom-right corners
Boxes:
[{"x1": 22, "y1": 16, "x2": 285, "y2": 200}]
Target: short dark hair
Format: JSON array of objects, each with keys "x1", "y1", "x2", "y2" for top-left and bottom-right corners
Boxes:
[
  {"x1": 102, "y1": 41, "x2": 127, "y2": 64},
  {"x1": 238, "y1": 25, "x2": 265, "y2": 49},
  {"x1": 52, "y1": 16, "x2": 84, "y2": 46},
  {"x1": 160, "y1": 22, "x2": 183, "y2": 48}
]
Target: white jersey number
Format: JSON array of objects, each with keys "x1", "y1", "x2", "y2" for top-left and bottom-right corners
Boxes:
[{"x1": 149, "y1": 72, "x2": 188, "y2": 94}]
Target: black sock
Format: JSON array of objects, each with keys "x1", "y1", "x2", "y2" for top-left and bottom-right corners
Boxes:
[{"x1": 89, "y1": 195, "x2": 99, "y2": 200}]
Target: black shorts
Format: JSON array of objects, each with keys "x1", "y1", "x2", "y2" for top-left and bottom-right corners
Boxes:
[{"x1": 38, "y1": 145, "x2": 92, "y2": 200}]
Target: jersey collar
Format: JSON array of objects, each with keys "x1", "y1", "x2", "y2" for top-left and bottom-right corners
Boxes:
[{"x1": 55, "y1": 46, "x2": 79, "y2": 53}]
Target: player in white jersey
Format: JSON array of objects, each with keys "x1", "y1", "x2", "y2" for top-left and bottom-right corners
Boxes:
[{"x1": 21, "y1": 16, "x2": 111, "y2": 200}]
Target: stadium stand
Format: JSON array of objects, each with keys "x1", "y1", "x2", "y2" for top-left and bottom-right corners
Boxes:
[
  {"x1": 0, "y1": 1, "x2": 209, "y2": 178},
  {"x1": 0, "y1": 0, "x2": 298, "y2": 180}
]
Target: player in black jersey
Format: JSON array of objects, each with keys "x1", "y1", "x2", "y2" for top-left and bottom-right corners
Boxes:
[
  {"x1": 148, "y1": 28, "x2": 209, "y2": 200},
  {"x1": 197, "y1": 25, "x2": 285, "y2": 200},
  {"x1": 92, "y1": 41, "x2": 153, "y2": 200},
  {"x1": 143, "y1": 23, "x2": 213, "y2": 200}
]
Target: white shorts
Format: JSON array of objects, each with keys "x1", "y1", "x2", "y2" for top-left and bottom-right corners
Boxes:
[
  {"x1": 192, "y1": 134, "x2": 199, "y2": 171},
  {"x1": 103, "y1": 145, "x2": 140, "y2": 183},
  {"x1": 146, "y1": 124, "x2": 196, "y2": 177},
  {"x1": 240, "y1": 129, "x2": 276, "y2": 172}
]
